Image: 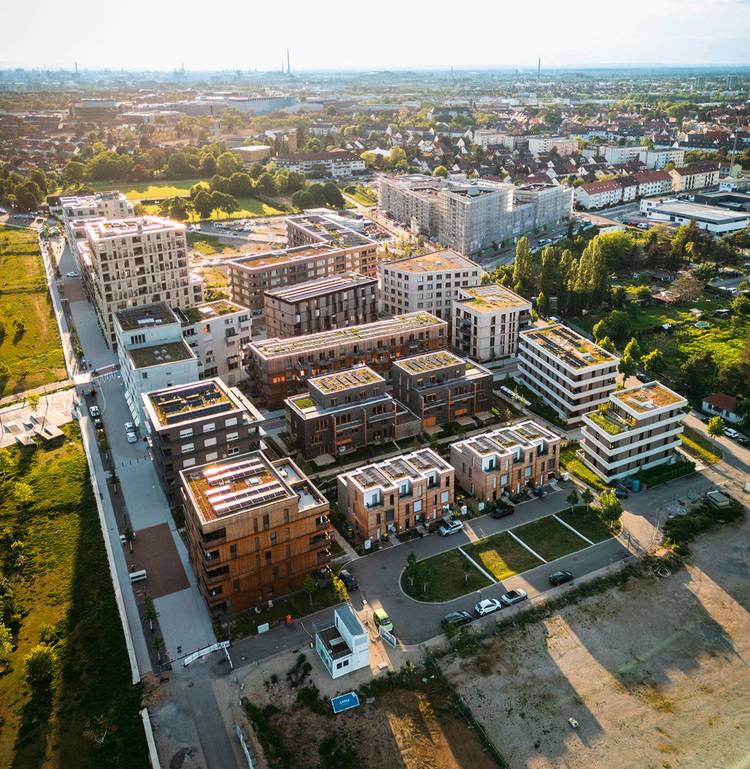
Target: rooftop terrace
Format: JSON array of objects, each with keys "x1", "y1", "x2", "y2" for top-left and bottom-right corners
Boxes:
[
  {"x1": 85, "y1": 216, "x2": 184, "y2": 241},
  {"x1": 385, "y1": 250, "x2": 479, "y2": 274},
  {"x1": 178, "y1": 299, "x2": 245, "y2": 324},
  {"x1": 522, "y1": 324, "x2": 617, "y2": 370},
  {"x1": 288, "y1": 214, "x2": 376, "y2": 249},
  {"x1": 394, "y1": 350, "x2": 463, "y2": 374},
  {"x1": 116, "y1": 302, "x2": 178, "y2": 331},
  {"x1": 454, "y1": 420, "x2": 557, "y2": 456},
  {"x1": 251, "y1": 312, "x2": 445, "y2": 358},
  {"x1": 231, "y1": 243, "x2": 351, "y2": 270},
  {"x1": 456, "y1": 284, "x2": 531, "y2": 313},
  {"x1": 127, "y1": 340, "x2": 194, "y2": 369},
  {"x1": 612, "y1": 381, "x2": 686, "y2": 414},
  {"x1": 265, "y1": 272, "x2": 376, "y2": 304},
  {"x1": 345, "y1": 448, "x2": 449, "y2": 491},
  {"x1": 309, "y1": 366, "x2": 384, "y2": 395},
  {"x1": 144, "y1": 379, "x2": 246, "y2": 427}
]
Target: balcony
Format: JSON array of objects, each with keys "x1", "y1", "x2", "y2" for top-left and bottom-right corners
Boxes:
[{"x1": 315, "y1": 516, "x2": 330, "y2": 529}]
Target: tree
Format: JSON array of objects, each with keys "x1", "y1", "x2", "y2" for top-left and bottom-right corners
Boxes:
[
  {"x1": 124, "y1": 526, "x2": 135, "y2": 553},
  {"x1": 680, "y1": 350, "x2": 717, "y2": 400},
  {"x1": 216, "y1": 152, "x2": 241, "y2": 177},
  {"x1": 0, "y1": 622, "x2": 12, "y2": 666},
  {"x1": 323, "y1": 181, "x2": 344, "y2": 208},
  {"x1": 62, "y1": 160, "x2": 87, "y2": 187},
  {"x1": 404, "y1": 551, "x2": 418, "y2": 589},
  {"x1": 144, "y1": 594, "x2": 159, "y2": 632},
  {"x1": 14, "y1": 482, "x2": 33, "y2": 507},
  {"x1": 581, "y1": 488, "x2": 594, "y2": 506},
  {"x1": 199, "y1": 153, "x2": 217, "y2": 177},
  {"x1": 193, "y1": 189, "x2": 214, "y2": 219},
  {"x1": 302, "y1": 576, "x2": 317, "y2": 606},
  {"x1": 512, "y1": 237, "x2": 534, "y2": 295},
  {"x1": 536, "y1": 290, "x2": 549, "y2": 315},
  {"x1": 706, "y1": 416, "x2": 726, "y2": 439},
  {"x1": 623, "y1": 337, "x2": 641, "y2": 362},
  {"x1": 671, "y1": 273, "x2": 704, "y2": 302},
  {"x1": 618, "y1": 353, "x2": 637, "y2": 379},
  {"x1": 332, "y1": 575, "x2": 349, "y2": 604},
  {"x1": 24, "y1": 643, "x2": 57, "y2": 689},
  {"x1": 153, "y1": 635, "x2": 165, "y2": 664},
  {"x1": 566, "y1": 489, "x2": 579, "y2": 507},
  {"x1": 462, "y1": 557, "x2": 471, "y2": 585},
  {"x1": 731, "y1": 295, "x2": 750, "y2": 315},
  {"x1": 433, "y1": 165, "x2": 448, "y2": 177},
  {"x1": 598, "y1": 336, "x2": 616, "y2": 353},
  {"x1": 27, "y1": 393, "x2": 40, "y2": 413},
  {"x1": 597, "y1": 491, "x2": 623, "y2": 526},
  {"x1": 640, "y1": 349, "x2": 663, "y2": 375}
]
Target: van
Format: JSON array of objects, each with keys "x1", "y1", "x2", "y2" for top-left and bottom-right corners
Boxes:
[{"x1": 373, "y1": 608, "x2": 393, "y2": 633}]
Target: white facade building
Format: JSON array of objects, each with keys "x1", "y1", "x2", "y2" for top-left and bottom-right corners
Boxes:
[
  {"x1": 581, "y1": 381, "x2": 687, "y2": 482},
  {"x1": 638, "y1": 146, "x2": 686, "y2": 169},
  {"x1": 640, "y1": 199, "x2": 750, "y2": 234},
  {"x1": 452, "y1": 284, "x2": 532, "y2": 363},
  {"x1": 315, "y1": 605, "x2": 370, "y2": 679},
  {"x1": 518, "y1": 324, "x2": 620, "y2": 426},
  {"x1": 575, "y1": 180, "x2": 623, "y2": 210},
  {"x1": 54, "y1": 190, "x2": 133, "y2": 221},
  {"x1": 669, "y1": 162, "x2": 721, "y2": 192},
  {"x1": 527, "y1": 136, "x2": 578, "y2": 157},
  {"x1": 602, "y1": 145, "x2": 648, "y2": 164},
  {"x1": 115, "y1": 303, "x2": 199, "y2": 428}
]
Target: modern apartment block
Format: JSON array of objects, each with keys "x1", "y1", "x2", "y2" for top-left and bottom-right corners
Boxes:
[
  {"x1": 142, "y1": 378, "x2": 264, "y2": 505},
  {"x1": 273, "y1": 150, "x2": 365, "y2": 177},
  {"x1": 378, "y1": 174, "x2": 572, "y2": 256},
  {"x1": 264, "y1": 272, "x2": 378, "y2": 339},
  {"x1": 176, "y1": 299, "x2": 252, "y2": 386},
  {"x1": 669, "y1": 161, "x2": 721, "y2": 192},
  {"x1": 391, "y1": 351, "x2": 493, "y2": 429},
  {"x1": 518, "y1": 323, "x2": 620, "y2": 426},
  {"x1": 228, "y1": 215, "x2": 377, "y2": 311},
  {"x1": 77, "y1": 216, "x2": 203, "y2": 346},
  {"x1": 115, "y1": 303, "x2": 199, "y2": 428},
  {"x1": 379, "y1": 250, "x2": 482, "y2": 320},
  {"x1": 337, "y1": 449, "x2": 455, "y2": 540},
  {"x1": 580, "y1": 381, "x2": 687, "y2": 482},
  {"x1": 284, "y1": 366, "x2": 420, "y2": 460},
  {"x1": 180, "y1": 451, "x2": 331, "y2": 613},
  {"x1": 527, "y1": 136, "x2": 578, "y2": 157},
  {"x1": 450, "y1": 420, "x2": 561, "y2": 501},
  {"x1": 245, "y1": 312, "x2": 448, "y2": 408},
  {"x1": 53, "y1": 190, "x2": 134, "y2": 233},
  {"x1": 452, "y1": 284, "x2": 532, "y2": 363}
]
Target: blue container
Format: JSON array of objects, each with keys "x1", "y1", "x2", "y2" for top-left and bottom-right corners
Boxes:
[{"x1": 631, "y1": 479, "x2": 641, "y2": 493}]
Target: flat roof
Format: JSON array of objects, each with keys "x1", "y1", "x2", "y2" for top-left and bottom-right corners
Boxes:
[
  {"x1": 456, "y1": 284, "x2": 531, "y2": 313},
  {"x1": 85, "y1": 216, "x2": 184, "y2": 241},
  {"x1": 115, "y1": 302, "x2": 179, "y2": 331},
  {"x1": 309, "y1": 366, "x2": 384, "y2": 394},
  {"x1": 611, "y1": 380, "x2": 686, "y2": 414},
  {"x1": 265, "y1": 272, "x2": 376, "y2": 304},
  {"x1": 250, "y1": 312, "x2": 446, "y2": 358},
  {"x1": 383, "y1": 250, "x2": 480, "y2": 274},
  {"x1": 342, "y1": 448, "x2": 451, "y2": 492},
  {"x1": 230, "y1": 243, "x2": 359, "y2": 271},
  {"x1": 394, "y1": 350, "x2": 464, "y2": 374},
  {"x1": 453, "y1": 419, "x2": 558, "y2": 457},
  {"x1": 521, "y1": 323, "x2": 618, "y2": 370},
  {"x1": 287, "y1": 213, "x2": 376, "y2": 249},
  {"x1": 143, "y1": 378, "x2": 262, "y2": 428},
  {"x1": 127, "y1": 339, "x2": 194, "y2": 369},
  {"x1": 178, "y1": 299, "x2": 246, "y2": 324},
  {"x1": 648, "y1": 201, "x2": 750, "y2": 224}
]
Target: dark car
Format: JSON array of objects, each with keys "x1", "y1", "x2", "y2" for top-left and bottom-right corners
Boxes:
[
  {"x1": 614, "y1": 487, "x2": 629, "y2": 499},
  {"x1": 441, "y1": 610, "x2": 472, "y2": 628},
  {"x1": 548, "y1": 570, "x2": 574, "y2": 586},
  {"x1": 93, "y1": 417, "x2": 104, "y2": 430},
  {"x1": 338, "y1": 568, "x2": 359, "y2": 591},
  {"x1": 491, "y1": 503, "x2": 515, "y2": 519}
]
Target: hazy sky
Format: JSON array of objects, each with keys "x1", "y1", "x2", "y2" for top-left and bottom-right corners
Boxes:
[{"x1": 3, "y1": 0, "x2": 750, "y2": 71}]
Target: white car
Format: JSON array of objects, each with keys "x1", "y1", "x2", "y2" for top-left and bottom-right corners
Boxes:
[
  {"x1": 126, "y1": 431, "x2": 137, "y2": 444},
  {"x1": 124, "y1": 422, "x2": 135, "y2": 432},
  {"x1": 438, "y1": 519, "x2": 464, "y2": 537},
  {"x1": 500, "y1": 589, "x2": 528, "y2": 606},
  {"x1": 725, "y1": 428, "x2": 740, "y2": 439},
  {"x1": 66, "y1": 271, "x2": 79, "y2": 278},
  {"x1": 474, "y1": 598, "x2": 502, "y2": 617}
]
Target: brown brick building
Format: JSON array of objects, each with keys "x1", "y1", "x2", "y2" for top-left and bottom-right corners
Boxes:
[
  {"x1": 264, "y1": 272, "x2": 378, "y2": 339},
  {"x1": 337, "y1": 449, "x2": 454, "y2": 540},
  {"x1": 391, "y1": 351, "x2": 493, "y2": 430},
  {"x1": 180, "y1": 451, "x2": 331, "y2": 613},
  {"x1": 450, "y1": 420, "x2": 560, "y2": 501},
  {"x1": 142, "y1": 378, "x2": 264, "y2": 506},
  {"x1": 245, "y1": 312, "x2": 448, "y2": 408}
]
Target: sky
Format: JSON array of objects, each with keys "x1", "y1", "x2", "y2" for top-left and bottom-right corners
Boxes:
[{"x1": 3, "y1": 0, "x2": 750, "y2": 71}]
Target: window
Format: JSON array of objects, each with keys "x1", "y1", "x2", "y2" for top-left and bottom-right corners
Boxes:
[
  {"x1": 203, "y1": 422, "x2": 216, "y2": 433},
  {"x1": 205, "y1": 451, "x2": 218, "y2": 461},
  {"x1": 227, "y1": 446, "x2": 241, "y2": 456},
  {"x1": 226, "y1": 431, "x2": 239, "y2": 442},
  {"x1": 204, "y1": 437, "x2": 217, "y2": 447},
  {"x1": 179, "y1": 428, "x2": 193, "y2": 439},
  {"x1": 183, "y1": 457, "x2": 196, "y2": 468},
  {"x1": 225, "y1": 417, "x2": 238, "y2": 427},
  {"x1": 441, "y1": 490, "x2": 450, "y2": 504},
  {"x1": 181, "y1": 443, "x2": 194, "y2": 453}
]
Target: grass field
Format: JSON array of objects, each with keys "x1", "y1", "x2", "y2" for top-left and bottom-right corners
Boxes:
[
  {"x1": 401, "y1": 549, "x2": 492, "y2": 602},
  {"x1": 556, "y1": 506, "x2": 616, "y2": 543},
  {"x1": 0, "y1": 423, "x2": 147, "y2": 769},
  {"x1": 144, "y1": 196, "x2": 284, "y2": 221},
  {"x1": 464, "y1": 531, "x2": 543, "y2": 581},
  {"x1": 0, "y1": 226, "x2": 66, "y2": 397},
  {"x1": 512, "y1": 517, "x2": 590, "y2": 561},
  {"x1": 560, "y1": 442, "x2": 608, "y2": 491},
  {"x1": 186, "y1": 231, "x2": 230, "y2": 255},
  {"x1": 89, "y1": 177, "x2": 205, "y2": 200}
]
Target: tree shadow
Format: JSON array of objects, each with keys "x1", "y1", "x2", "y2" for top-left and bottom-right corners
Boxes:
[{"x1": 10, "y1": 686, "x2": 54, "y2": 769}]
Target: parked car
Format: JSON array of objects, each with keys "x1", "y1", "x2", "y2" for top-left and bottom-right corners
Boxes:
[
  {"x1": 500, "y1": 589, "x2": 528, "y2": 606},
  {"x1": 725, "y1": 428, "x2": 740, "y2": 439},
  {"x1": 474, "y1": 598, "x2": 502, "y2": 617},
  {"x1": 373, "y1": 608, "x2": 393, "y2": 633},
  {"x1": 438, "y1": 519, "x2": 464, "y2": 537},
  {"x1": 548, "y1": 570, "x2": 574, "y2": 586},
  {"x1": 490, "y1": 502, "x2": 514, "y2": 519},
  {"x1": 88, "y1": 405, "x2": 100, "y2": 418},
  {"x1": 126, "y1": 432, "x2": 137, "y2": 444},
  {"x1": 441, "y1": 610, "x2": 472, "y2": 628},
  {"x1": 614, "y1": 487, "x2": 629, "y2": 499},
  {"x1": 93, "y1": 417, "x2": 104, "y2": 430},
  {"x1": 124, "y1": 421, "x2": 135, "y2": 433},
  {"x1": 338, "y1": 569, "x2": 359, "y2": 591},
  {"x1": 65, "y1": 271, "x2": 79, "y2": 278}
]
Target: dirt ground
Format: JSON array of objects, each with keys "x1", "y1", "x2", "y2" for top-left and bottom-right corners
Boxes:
[{"x1": 443, "y1": 517, "x2": 750, "y2": 769}]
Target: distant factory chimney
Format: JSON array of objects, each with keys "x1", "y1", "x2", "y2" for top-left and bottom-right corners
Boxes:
[
  {"x1": 287, "y1": 49, "x2": 291, "y2": 75},
  {"x1": 538, "y1": 57, "x2": 541, "y2": 81}
]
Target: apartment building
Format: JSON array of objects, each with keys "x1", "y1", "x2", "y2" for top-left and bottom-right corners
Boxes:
[
  {"x1": 391, "y1": 351, "x2": 493, "y2": 429},
  {"x1": 581, "y1": 381, "x2": 687, "y2": 482},
  {"x1": 379, "y1": 250, "x2": 482, "y2": 320},
  {"x1": 180, "y1": 451, "x2": 331, "y2": 613},
  {"x1": 273, "y1": 150, "x2": 365, "y2": 177},
  {"x1": 669, "y1": 161, "x2": 721, "y2": 192},
  {"x1": 142, "y1": 378, "x2": 264, "y2": 505},
  {"x1": 452, "y1": 284, "x2": 532, "y2": 363},
  {"x1": 77, "y1": 216, "x2": 203, "y2": 346},
  {"x1": 450, "y1": 420, "x2": 561, "y2": 501},
  {"x1": 378, "y1": 174, "x2": 572, "y2": 256},
  {"x1": 284, "y1": 366, "x2": 420, "y2": 460},
  {"x1": 638, "y1": 146, "x2": 686, "y2": 169},
  {"x1": 246, "y1": 312, "x2": 448, "y2": 408},
  {"x1": 575, "y1": 180, "x2": 623, "y2": 209},
  {"x1": 602, "y1": 144, "x2": 648, "y2": 164},
  {"x1": 633, "y1": 170, "x2": 673, "y2": 197},
  {"x1": 176, "y1": 300, "x2": 251, "y2": 386},
  {"x1": 518, "y1": 323, "x2": 620, "y2": 426},
  {"x1": 264, "y1": 272, "x2": 378, "y2": 339},
  {"x1": 337, "y1": 449, "x2": 454, "y2": 540},
  {"x1": 52, "y1": 190, "x2": 133, "y2": 224},
  {"x1": 471, "y1": 129, "x2": 518, "y2": 149},
  {"x1": 115, "y1": 303, "x2": 199, "y2": 428},
  {"x1": 527, "y1": 136, "x2": 578, "y2": 157},
  {"x1": 228, "y1": 216, "x2": 377, "y2": 312}
]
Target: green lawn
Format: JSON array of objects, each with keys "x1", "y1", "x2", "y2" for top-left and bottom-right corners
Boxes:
[
  {"x1": 464, "y1": 531, "x2": 543, "y2": 582},
  {"x1": 512, "y1": 516, "x2": 590, "y2": 561},
  {"x1": 90, "y1": 177, "x2": 206, "y2": 200},
  {"x1": 144, "y1": 196, "x2": 284, "y2": 221},
  {"x1": 560, "y1": 442, "x2": 607, "y2": 491},
  {"x1": 186, "y1": 231, "x2": 230, "y2": 255},
  {"x1": 680, "y1": 426, "x2": 722, "y2": 465},
  {"x1": 0, "y1": 423, "x2": 147, "y2": 769},
  {"x1": 556, "y1": 506, "x2": 615, "y2": 544},
  {"x1": 400, "y1": 549, "x2": 491, "y2": 602},
  {"x1": 0, "y1": 226, "x2": 67, "y2": 397}
]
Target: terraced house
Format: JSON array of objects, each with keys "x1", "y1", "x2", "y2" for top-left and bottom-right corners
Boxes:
[
  {"x1": 450, "y1": 420, "x2": 561, "y2": 501},
  {"x1": 245, "y1": 312, "x2": 448, "y2": 408},
  {"x1": 284, "y1": 366, "x2": 420, "y2": 460},
  {"x1": 180, "y1": 451, "x2": 331, "y2": 613},
  {"x1": 518, "y1": 323, "x2": 620, "y2": 426},
  {"x1": 337, "y1": 449, "x2": 454, "y2": 540},
  {"x1": 391, "y1": 351, "x2": 493, "y2": 430},
  {"x1": 580, "y1": 381, "x2": 687, "y2": 482}
]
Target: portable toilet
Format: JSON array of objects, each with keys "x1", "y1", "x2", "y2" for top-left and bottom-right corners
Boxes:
[{"x1": 631, "y1": 479, "x2": 641, "y2": 493}]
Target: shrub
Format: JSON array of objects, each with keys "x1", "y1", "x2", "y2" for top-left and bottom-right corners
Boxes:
[{"x1": 24, "y1": 643, "x2": 57, "y2": 689}]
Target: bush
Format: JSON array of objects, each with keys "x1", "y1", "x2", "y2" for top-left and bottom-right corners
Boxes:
[
  {"x1": 664, "y1": 499, "x2": 744, "y2": 554},
  {"x1": 24, "y1": 643, "x2": 57, "y2": 689},
  {"x1": 636, "y1": 458, "x2": 695, "y2": 487}
]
